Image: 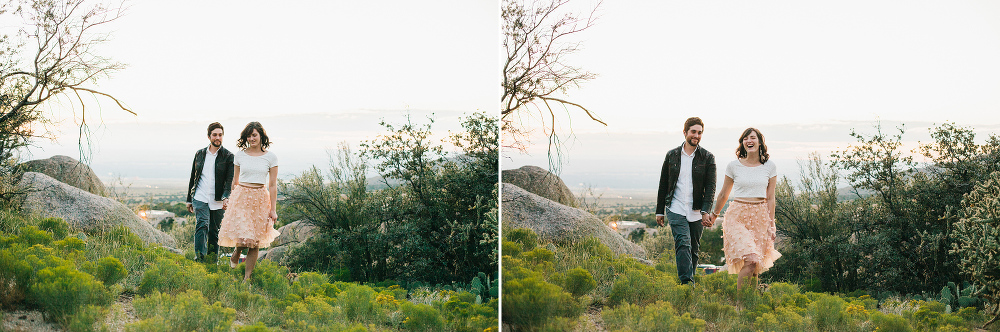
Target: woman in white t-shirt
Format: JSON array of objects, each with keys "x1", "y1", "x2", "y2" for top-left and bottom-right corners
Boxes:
[
  {"x1": 218, "y1": 121, "x2": 281, "y2": 281},
  {"x1": 707, "y1": 127, "x2": 782, "y2": 291}
]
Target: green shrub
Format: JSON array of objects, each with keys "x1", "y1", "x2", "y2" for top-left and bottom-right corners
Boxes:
[
  {"x1": 602, "y1": 301, "x2": 706, "y2": 332},
  {"x1": 0, "y1": 249, "x2": 31, "y2": 307},
  {"x1": 811, "y1": 294, "x2": 846, "y2": 331},
  {"x1": 339, "y1": 283, "x2": 378, "y2": 322},
  {"x1": 608, "y1": 268, "x2": 676, "y2": 306},
  {"x1": 137, "y1": 257, "x2": 207, "y2": 295},
  {"x1": 283, "y1": 295, "x2": 338, "y2": 328},
  {"x1": 441, "y1": 292, "x2": 497, "y2": 332},
  {"x1": 502, "y1": 264, "x2": 582, "y2": 330},
  {"x1": 698, "y1": 301, "x2": 736, "y2": 323},
  {"x1": 502, "y1": 240, "x2": 522, "y2": 257},
  {"x1": 247, "y1": 259, "x2": 290, "y2": 298},
  {"x1": 30, "y1": 264, "x2": 112, "y2": 323},
  {"x1": 236, "y1": 322, "x2": 278, "y2": 332},
  {"x1": 504, "y1": 228, "x2": 538, "y2": 252},
  {"x1": 754, "y1": 306, "x2": 807, "y2": 332},
  {"x1": 131, "y1": 290, "x2": 235, "y2": 332},
  {"x1": 92, "y1": 256, "x2": 126, "y2": 286},
  {"x1": 401, "y1": 302, "x2": 446, "y2": 331},
  {"x1": 39, "y1": 217, "x2": 69, "y2": 240},
  {"x1": 19, "y1": 225, "x2": 52, "y2": 246},
  {"x1": 871, "y1": 311, "x2": 913, "y2": 332},
  {"x1": 562, "y1": 267, "x2": 596, "y2": 298},
  {"x1": 291, "y1": 272, "x2": 329, "y2": 298},
  {"x1": 54, "y1": 236, "x2": 86, "y2": 252},
  {"x1": 66, "y1": 305, "x2": 107, "y2": 332}
]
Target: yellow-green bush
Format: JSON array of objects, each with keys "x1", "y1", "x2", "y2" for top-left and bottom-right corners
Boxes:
[
  {"x1": 608, "y1": 268, "x2": 678, "y2": 306},
  {"x1": 88, "y1": 256, "x2": 126, "y2": 286},
  {"x1": 38, "y1": 217, "x2": 69, "y2": 240},
  {"x1": 441, "y1": 291, "x2": 498, "y2": 332},
  {"x1": 502, "y1": 263, "x2": 582, "y2": 330},
  {"x1": 871, "y1": 311, "x2": 913, "y2": 332},
  {"x1": 504, "y1": 228, "x2": 538, "y2": 252},
  {"x1": 131, "y1": 290, "x2": 235, "y2": 332},
  {"x1": 602, "y1": 301, "x2": 706, "y2": 332},
  {"x1": 66, "y1": 304, "x2": 107, "y2": 332},
  {"x1": 138, "y1": 257, "x2": 208, "y2": 295},
  {"x1": 338, "y1": 283, "x2": 379, "y2": 322},
  {"x1": 0, "y1": 249, "x2": 31, "y2": 307},
  {"x1": 246, "y1": 259, "x2": 291, "y2": 298},
  {"x1": 30, "y1": 264, "x2": 112, "y2": 323},
  {"x1": 562, "y1": 267, "x2": 596, "y2": 298},
  {"x1": 283, "y1": 295, "x2": 339, "y2": 328},
  {"x1": 401, "y1": 301, "x2": 446, "y2": 331}
]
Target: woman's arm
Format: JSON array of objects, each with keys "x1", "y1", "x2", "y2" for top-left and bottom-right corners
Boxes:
[
  {"x1": 767, "y1": 176, "x2": 778, "y2": 240},
  {"x1": 232, "y1": 165, "x2": 241, "y2": 189},
  {"x1": 268, "y1": 165, "x2": 279, "y2": 223},
  {"x1": 712, "y1": 175, "x2": 734, "y2": 216}
]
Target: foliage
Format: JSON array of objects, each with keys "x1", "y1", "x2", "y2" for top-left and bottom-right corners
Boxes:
[
  {"x1": 131, "y1": 290, "x2": 235, "y2": 332},
  {"x1": 401, "y1": 302, "x2": 447, "y2": 331},
  {"x1": 501, "y1": 0, "x2": 604, "y2": 167},
  {"x1": 949, "y1": 170, "x2": 1000, "y2": 327},
  {"x1": 30, "y1": 264, "x2": 113, "y2": 324},
  {"x1": 283, "y1": 113, "x2": 498, "y2": 284}
]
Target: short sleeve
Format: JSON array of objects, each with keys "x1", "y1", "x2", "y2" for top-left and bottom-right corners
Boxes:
[
  {"x1": 725, "y1": 161, "x2": 736, "y2": 178},
  {"x1": 233, "y1": 151, "x2": 242, "y2": 166},
  {"x1": 268, "y1": 152, "x2": 278, "y2": 168},
  {"x1": 768, "y1": 162, "x2": 777, "y2": 178}
]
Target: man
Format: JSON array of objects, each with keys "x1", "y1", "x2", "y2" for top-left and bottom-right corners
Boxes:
[
  {"x1": 656, "y1": 117, "x2": 717, "y2": 284},
  {"x1": 186, "y1": 122, "x2": 235, "y2": 262}
]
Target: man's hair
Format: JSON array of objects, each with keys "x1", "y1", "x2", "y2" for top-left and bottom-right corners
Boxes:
[
  {"x1": 207, "y1": 122, "x2": 224, "y2": 136},
  {"x1": 237, "y1": 121, "x2": 271, "y2": 151},
  {"x1": 683, "y1": 117, "x2": 704, "y2": 133},
  {"x1": 736, "y1": 127, "x2": 769, "y2": 163}
]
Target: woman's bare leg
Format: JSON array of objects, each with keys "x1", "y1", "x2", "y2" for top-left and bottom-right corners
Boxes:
[
  {"x1": 243, "y1": 247, "x2": 259, "y2": 281},
  {"x1": 231, "y1": 247, "x2": 242, "y2": 266},
  {"x1": 737, "y1": 254, "x2": 760, "y2": 291}
]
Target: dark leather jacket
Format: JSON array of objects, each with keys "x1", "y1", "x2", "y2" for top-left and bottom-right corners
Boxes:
[
  {"x1": 656, "y1": 143, "x2": 717, "y2": 215},
  {"x1": 186, "y1": 146, "x2": 235, "y2": 203}
]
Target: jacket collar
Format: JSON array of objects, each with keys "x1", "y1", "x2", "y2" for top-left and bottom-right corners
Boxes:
[{"x1": 676, "y1": 142, "x2": 701, "y2": 157}]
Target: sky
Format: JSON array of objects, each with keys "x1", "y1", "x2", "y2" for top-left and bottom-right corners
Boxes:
[
  {"x1": 15, "y1": 0, "x2": 497, "y2": 187},
  {"x1": 503, "y1": 0, "x2": 1000, "y2": 194}
]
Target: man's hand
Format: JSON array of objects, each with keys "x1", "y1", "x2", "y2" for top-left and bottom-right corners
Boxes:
[
  {"x1": 222, "y1": 198, "x2": 229, "y2": 210},
  {"x1": 701, "y1": 213, "x2": 714, "y2": 227},
  {"x1": 186, "y1": 203, "x2": 193, "y2": 214},
  {"x1": 656, "y1": 215, "x2": 664, "y2": 227}
]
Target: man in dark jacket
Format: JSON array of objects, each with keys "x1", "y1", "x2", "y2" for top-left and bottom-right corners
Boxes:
[
  {"x1": 655, "y1": 117, "x2": 717, "y2": 284},
  {"x1": 186, "y1": 122, "x2": 235, "y2": 262}
]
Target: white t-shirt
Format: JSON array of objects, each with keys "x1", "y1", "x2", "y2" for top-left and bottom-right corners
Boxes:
[
  {"x1": 668, "y1": 148, "x2": 703, "y2": 222},
  {"x1": 725, "y1": 160, "x2": 777, "y2": 198},
  {"x1": 234, "y1": 150, "x2": 278, "y2": 185},
  {"x1": 193, "y1": 147, "x2": 223, "y2": 210}
]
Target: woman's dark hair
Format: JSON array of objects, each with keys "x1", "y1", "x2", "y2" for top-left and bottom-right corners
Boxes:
[
  {"x1": 237, "y1": 121, "x2": 271, "y2": 151},
  {"x1": 736, "y1": 127, "x2": 769, "y2": 163},
  {"x1": 207, "y1": 122, "x2": 223, "y2": 136}
]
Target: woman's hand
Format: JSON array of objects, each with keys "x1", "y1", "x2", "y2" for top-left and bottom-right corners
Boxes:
[{"x1": 268, "y1": 210, "x2": 278, "y2": 226}]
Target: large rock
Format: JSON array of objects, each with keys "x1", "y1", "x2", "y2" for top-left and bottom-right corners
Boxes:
[
  {"x1": 261, "y1": 219, "x2": 317, "y2": 264},
  {"x1": 502, "y1": 165, "x2": 577, "y2": 207},
  {"x1": 18, "y1": 172, "x2": 176, "y2": 247},
  {"x1": 502, "y1": 183, "x2": 645, "y2": 259},
  {"x1": 18, "y1": 155, "x2": 106, "y2": 196}
]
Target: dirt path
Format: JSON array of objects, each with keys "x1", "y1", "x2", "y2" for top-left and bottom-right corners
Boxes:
[
  {"x1": 2, "y1": 293, "x2": 138, "y2": 332},
  {"x1": 579, "y1": 304, "x2": 606, "y2": 332}
]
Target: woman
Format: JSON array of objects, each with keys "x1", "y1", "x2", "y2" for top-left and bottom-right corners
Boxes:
[
  {"x1": 707, "y1": 127, "x2": 781, "y2": 291},
  {"x1": 217, "y1": 121, "x2": 281, "y2": 281}
]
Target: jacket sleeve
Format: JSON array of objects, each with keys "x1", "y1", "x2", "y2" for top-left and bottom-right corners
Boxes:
[
  {"x1": 655, "y1": 153, "x2": 671, "y2": 215},
  {"x1": 221, "y1": 152, "x2": 235, "y2": 200},
  {"x1": 186, "y1": 151, "x2": 199, "y2": 203},
  {"x1": 700, "y1": 152, "x2": 717, "y2": 212}
]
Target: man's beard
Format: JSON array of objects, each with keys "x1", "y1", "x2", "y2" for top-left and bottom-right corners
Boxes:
[
  {"x1": 211, "y1": 140, "x2": 222, "y2": 147},
  {"x1": 686, "y1": 137, "x2": 699, "y2": 147}
]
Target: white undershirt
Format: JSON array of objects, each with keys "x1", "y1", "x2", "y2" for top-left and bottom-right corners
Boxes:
[
  {"x1": 666, "y1": 147, "x2": 703, "y2": 222},
  {"x1": 194, "y1": 147, "x2": 223, "y2": 210}
]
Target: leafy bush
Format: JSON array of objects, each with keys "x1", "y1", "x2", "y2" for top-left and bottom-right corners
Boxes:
[
  {"x1": 0, "y1": 249, "x2": 31, "y2": 308},
  {"x1": 138, "y1": 257, "x2": 208, "y2": 295},
  {"x1": 30, "y1": 264, "x2": 112, "y2": 323},
  {"x1": 562, "y1": 267, "x2": 596, "y2": 298},
  {"x1": 339, "y1": 283, "x2": 379, "y2": 322},
  {"x1": 38, "y1": 217, "x2": 70, "y2": 240},
  {"x1": 504, "y1": 228, "x2": 538, "y2": 252},
  {"x1": 401, "y1": 302, "x2": 446, "y2": 331},
  {"x1": 67, "y1": 305, "x2": 107, "y2": 332},
  {"x1": 91, "y1": 256, "x2": 126, "y2": 286},
  {"x1": 131, "y1": 290, "x2": 235, "y2": 332},
  {"x1": 502, "y1": 263, "x2": 582, "y2": 330},
  {"x1": 246, "y1": 259, "x2": 290, "y2": 298},
  {"x1": 283, "y1": 295, "x2": 338, "y2": 328},
  {"x1": 602, "y1": 301, "x2": 706, "y2": 332}
]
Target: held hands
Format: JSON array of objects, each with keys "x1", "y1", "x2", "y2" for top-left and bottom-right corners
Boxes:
[
  {"x1": 701, "y1": 213, "x2": 715, "y2": 227},
  {"x1": 222, "y1": 198, "x2": 229, "y2": 210},
  {"x1": 656, "y1": 215, "x2": 665, "y2": 227},
  {"x1": 186, "y1": 203, "x2": 193, "y2": 214}
]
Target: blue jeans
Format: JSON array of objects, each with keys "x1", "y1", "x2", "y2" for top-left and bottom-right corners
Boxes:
[
  {"x1": 192, "y1": 200, "x2": 225, "y2": 258},
  {"x1": 667, "y1": 211, "x2": 703, "y2": 284}
]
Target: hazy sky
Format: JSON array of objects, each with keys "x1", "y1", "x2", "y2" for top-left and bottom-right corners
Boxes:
[
  {"x1": 19, "y1": 0, "x2": 496, "y2": 185},
  {"x1": 504, "y1": 0, "x2": 1000, "y2": 192}
]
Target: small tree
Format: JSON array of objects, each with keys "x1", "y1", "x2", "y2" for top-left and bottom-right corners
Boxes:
[
  {"x1": 501, "y1": 0, "x2": 603, "y2": 172},
  {"x1": 949, "y1": 171, "x2": 1000, "y2": 328}
]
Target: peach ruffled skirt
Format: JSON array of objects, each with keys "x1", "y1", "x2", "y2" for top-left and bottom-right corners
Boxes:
[
  {"x1": 722, "y1": 200, "x2": 781, "y2": 275},
  {"x1": 218, "y1": 185, "x2": 280, "y2": 248}
]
